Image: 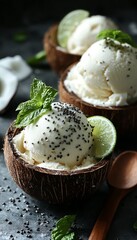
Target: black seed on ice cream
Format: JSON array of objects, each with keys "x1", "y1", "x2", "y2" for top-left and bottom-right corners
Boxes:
[{"x1": 21, "y1": 102, "x2": 93, "y2": 168}]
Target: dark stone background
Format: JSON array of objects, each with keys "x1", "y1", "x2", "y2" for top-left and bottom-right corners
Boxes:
[{"x1": 0, "y1": 0, "x2": 137, "y2": 27}]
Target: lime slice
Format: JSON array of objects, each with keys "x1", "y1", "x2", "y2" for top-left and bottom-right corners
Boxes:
[
  {"x1": 57, "y1": 9, "x2": 89, "y2": 48},
  {"x1": 88, "y1": 116, "x2": 117, "y2": 159}
]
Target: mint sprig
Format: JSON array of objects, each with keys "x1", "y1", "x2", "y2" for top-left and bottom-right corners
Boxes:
[
  {"x1": 15, "y1": 78, "x2": 58, "y2": 128},
  {"x1": 13, "y1": 31, "x2": 28, "y2": 43},
  {"x1": 97, "y1": 29, "x2": 137, "y2": 47},
  {"x1": 27, "y1": 50, "x2": 46, "y2": 65},
  {"x1": 51, "y1": 215, "x2": 76, "y2": 240},
  {"x1": 133, "y1": 220, "x2": 137, "y2": 231}
]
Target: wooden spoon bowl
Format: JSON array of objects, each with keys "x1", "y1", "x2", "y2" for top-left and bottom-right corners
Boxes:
[{"x1": 88, "y1": 151, "x2": 137, "y2": 240}]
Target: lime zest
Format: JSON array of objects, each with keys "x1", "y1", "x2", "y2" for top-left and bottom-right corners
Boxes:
[
  {"x1": 57, "y1": 9, "x2": 90, "y2": 48},
  {"x1": 88, "y1": 116, "x2": 117, "y2": 159}
]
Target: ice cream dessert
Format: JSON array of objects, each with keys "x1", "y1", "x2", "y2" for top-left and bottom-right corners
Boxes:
[
  {"x1": 64, "y1": 30, "x2": 137, "y2": 107},
  {"x1": 66, "y1": 15, "x2": 117, "y2": 55},
  {"x1": 13, "y1": 101, "x2": 95, "y2": 170},
  {"x1": 4, "y1": 79, "x2": 116, "y2": 203},
  {"x1": 44, "y1": 10, "x2": 117, "y2": 74},
  {"x1": 59, "y1": 30, "x2": 137, "y2": 136}
]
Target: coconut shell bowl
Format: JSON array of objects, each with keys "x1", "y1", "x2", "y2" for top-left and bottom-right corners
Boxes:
[
  {"x1": 4, "y1": 125, "x2": 112, "y2": 205},
  {"x1": 43, "y1": 24, "x2": 80, "y2": 75}
]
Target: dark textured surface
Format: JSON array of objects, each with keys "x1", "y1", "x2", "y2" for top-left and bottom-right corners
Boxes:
[
  {"x1": 1, "y1": 11, "x2": 137, "y2": 240},
  {"x1": 0, "y1": 0, "x2": 137, "y2": 27}
]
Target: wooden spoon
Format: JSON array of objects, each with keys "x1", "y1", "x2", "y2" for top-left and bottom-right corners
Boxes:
[{"x1": 88, "y1": 151, "x2": 137, "y2": 240}]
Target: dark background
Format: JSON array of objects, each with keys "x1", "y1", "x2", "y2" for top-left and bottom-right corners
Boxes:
[{"x1": 0, "y1": 0, "x2": 137, "y2": 27}]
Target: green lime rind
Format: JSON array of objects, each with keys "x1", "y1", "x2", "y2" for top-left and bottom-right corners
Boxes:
[
  {"x1": 57, "y1": 9, "x2": 90, "y2": 49},
  {"x1": 88, "y1": 116, "x2": 117, "y2": 159}
]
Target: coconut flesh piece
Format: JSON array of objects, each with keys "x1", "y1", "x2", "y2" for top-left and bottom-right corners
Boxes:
[
  {"x1": 0, "y1": 67, "x2": 18, "y2": 113},
  {"x1": 13, "y1": 102, "x2": 95, "y2": 169},
  {"x1": 0, "y1": 55, "x2": 32, "y2": 81}
]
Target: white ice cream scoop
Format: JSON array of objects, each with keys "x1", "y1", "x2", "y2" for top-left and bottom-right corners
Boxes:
[
  {"x1": 13, "y1": 102, "x2": 93, "y2": 168},
  {"x1": 65, "y1": 38, "x2": 137, "y2": 107},
  {"x1": 67, "y1": 15, "x2": 117, "y2": 55}
]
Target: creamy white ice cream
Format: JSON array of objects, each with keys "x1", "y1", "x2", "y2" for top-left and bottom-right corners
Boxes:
[
  {"x1": 13, "y1": 102, "x2": 95, "y2": 170},
  {"x1": 67, "y1": 15, "x2": 117, "y2": 55},
  {"x1": 64, "y1": 38, "x2": 137, "y2": 107}
]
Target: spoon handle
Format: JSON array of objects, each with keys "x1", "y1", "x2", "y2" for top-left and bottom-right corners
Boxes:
[{"x1": 88, "y1": 187, "x2": 129, "y2": 240}]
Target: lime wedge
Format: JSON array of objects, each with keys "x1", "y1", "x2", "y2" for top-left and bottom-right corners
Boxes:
[
  {"x1": 57, "y1": 9, "x2": 90, "y2": 48},
  {"x1": 88, "y1": 116, "x2": 117, "y2": 159}
]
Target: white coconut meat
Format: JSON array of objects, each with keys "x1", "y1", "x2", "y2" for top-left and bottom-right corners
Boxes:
[
  {"x1": 0, "y1": 55, "x2": 32, "y2": 81},
  {"x1": 0, "y1": 67, "x2": 18, "y2": 112}
]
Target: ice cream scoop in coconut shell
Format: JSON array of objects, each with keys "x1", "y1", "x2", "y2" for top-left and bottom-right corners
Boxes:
[
  {"x1": 4, "y1": 124, "x2": 111, "y2": 204},
  {"x1": 43, "y1": 24, "x2": 80, "y2": 75},
  {"x1": 59, "y1": 65, "x2": 137, "y2": 138}
]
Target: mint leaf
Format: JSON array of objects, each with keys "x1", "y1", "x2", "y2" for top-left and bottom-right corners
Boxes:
[
  {"x1": 13, "y1": 32, "x2": 28, "y2": 43},
  {"x1": 15, "y1": 78, "x2": 58, "y2": 128},
  {"x1": 52, "y1": 232, "x2": 75, "y2": 240},
  {"x1": 51, "y1": 215, "x2": 76, "y2": 240},
  {"x1": 27, "y1": 50, "x2": 46, "y2": 65},
  {"x1": 133, "y1": 221, "x2": 137, "y2": 231},
  {"x1": 97, "y1": 30, "x2": 137, "y2": 47}
]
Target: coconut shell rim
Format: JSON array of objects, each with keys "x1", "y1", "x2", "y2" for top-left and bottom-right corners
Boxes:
[{"x1": 43, "y1": 24, "x2": 81, "y2": 58}]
